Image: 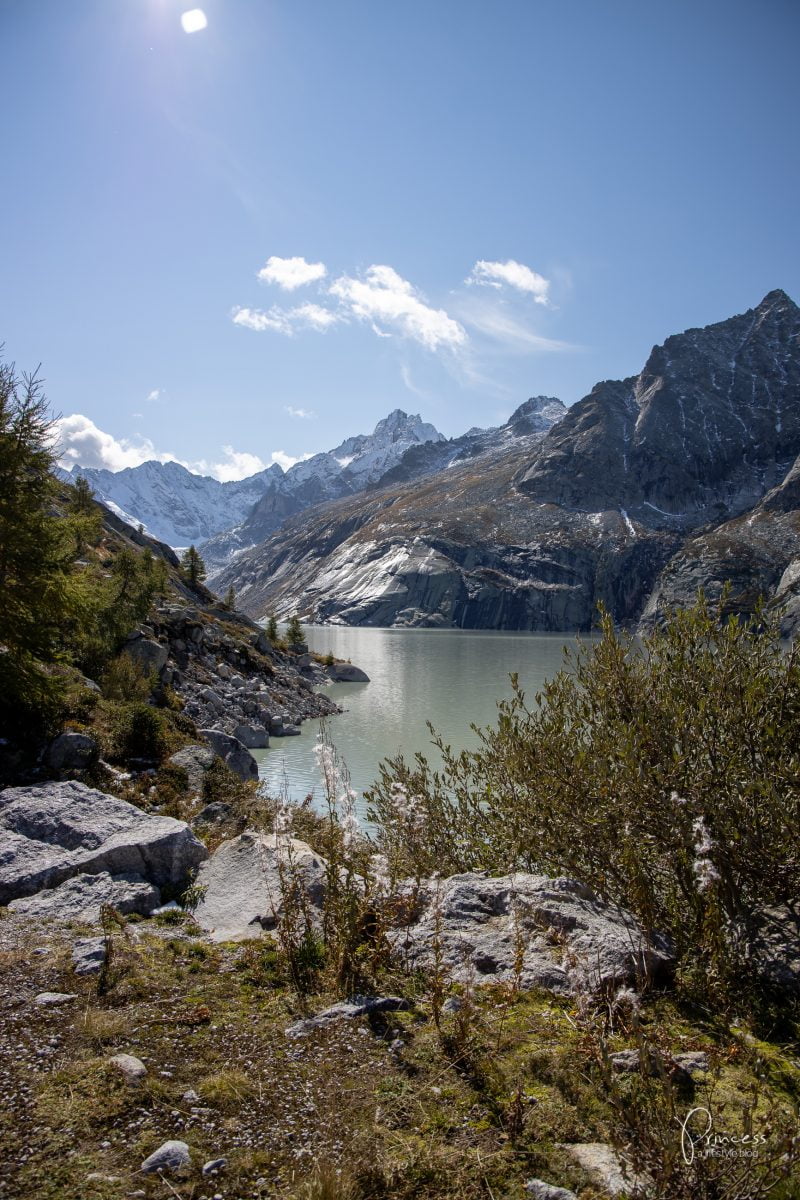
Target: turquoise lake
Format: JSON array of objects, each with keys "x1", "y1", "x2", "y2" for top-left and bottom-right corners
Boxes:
[{"x1": 253, "y1": 626, "x2": 592, "y2": 816}]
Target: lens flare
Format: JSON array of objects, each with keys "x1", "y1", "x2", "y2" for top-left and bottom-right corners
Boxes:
[{"x1": 180, "y1": 9, "x2": 208, "y2": 34}]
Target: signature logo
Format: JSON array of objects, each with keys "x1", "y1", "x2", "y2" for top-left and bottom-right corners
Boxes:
[{"x1": 678, "y1": 1107, "x2": 767, "y2": 1165}]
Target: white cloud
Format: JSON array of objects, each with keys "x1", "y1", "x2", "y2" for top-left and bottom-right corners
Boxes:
[
  {"x1": 55, "y1": 414, "x2": 170, "y2": 472},
  {"x1": 290, "y1": 303, "x2": 340, "y2": 330},
  {"x1": 330, "y1": 264, "x2": 467, "y2": 350},
  {"x1": 467, "y1": 259, "x2": 551, "y2": 305},
  {"x1": 232, "y1": 307, "x2": 288, "y2": 333},
  {"x1": 285, "y1": 406, "x2": 314, "y2": 419},
  {"x1": 232, "y1": 303, "x2": 341, "y2": 336},
  {"x1": 257, "y1": 255, "x2": 327, "y2": 290},
  {"x1": 146, "y1": 389, "x2": 161, "y2": 403},
  {"x1": 55, "y1": 413, "x2": 310, "y2": 483},
  {"x1": 187, "y1": 446, "x2": 268, "y2": 482},
  {"x1": 270, "y1": 450, "x2": 313, "y2": 471}
]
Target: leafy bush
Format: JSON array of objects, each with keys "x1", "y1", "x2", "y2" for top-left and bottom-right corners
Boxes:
[
  {"x1": 368, "y1": 594, "x2": 800, "y2": 1004},
  {"x1": 105, "y1": 702, "x2": 173, "y2": 763},
  {"x1": 101, "y1": 654, "x2": 155, "y2": 703}
]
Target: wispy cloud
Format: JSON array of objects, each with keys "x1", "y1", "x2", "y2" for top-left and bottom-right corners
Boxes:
[
  {"x1": 457, "y1": 295, "x2": 570, "y2": 352},
  {"x1": 467, "y1": 259, "x2": 551, "y2": 305},
  {"x1": 146, "y1": 389, "x2": 162, "y2": 403},
  {"x1": 285, "y1": 405, "x2": 314, "y2": 419},
  {"x1": 257, "y1": 255, "x2": 327, "y2": 290},
  {"x1": 330, "y1": 265, "x2": 467, "y2": 350},
  {"x1": 232, "y1": 303, "x2": 341, "y2": 335},
  {"x1": 400, "y1": 364, "x2": 430, "y2": 399},
  {"x1": 232, "y1": 255, "x2": 572, "y2": 368}
]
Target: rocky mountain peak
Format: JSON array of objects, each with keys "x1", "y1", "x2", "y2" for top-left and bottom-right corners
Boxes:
[
  {"x1": 518, "y1": 289, "x2": 800, "y2": 524},
  {"x1": 370, "y1": 409, "x2": 446, "y2": 445},
  {"x1": 508, "y1": 396, "x2": 567, "y2": 435}
]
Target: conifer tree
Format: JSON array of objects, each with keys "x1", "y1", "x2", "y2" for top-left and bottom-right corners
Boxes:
[
  {"x1": 222, "y1": 585, "x2": 236, "y2": 611},
  {"x1": 180, "y1": 544, "x2": 206, "y2": 589},
  {"x1": 266, "y1": 614, "x2": 278, "y2": 641},
  {"x1": 69, "y1": 475, "x2": 95, "y2": 514},
  {"x1": 0, "y1": 362, "x2": 78, "y2": 725},
  {"x1": 286, "y1": 614, "x2": 304, "y2": 648}
]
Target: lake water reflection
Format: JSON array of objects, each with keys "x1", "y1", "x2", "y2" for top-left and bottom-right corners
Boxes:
[{"x1": 254, "y1": 626, "x2": 592, "y2": 817}]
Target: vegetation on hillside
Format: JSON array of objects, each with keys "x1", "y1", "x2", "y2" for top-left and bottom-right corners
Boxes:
[{"x1": 0, "y1": 362, "x2": 168, "y2": 744}]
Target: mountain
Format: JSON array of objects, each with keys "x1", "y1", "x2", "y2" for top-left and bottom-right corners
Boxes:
[
  {"x1": 214, "y1": 291, "x2": 800, "y2": 631},
  {"x1": 201, "y1": 409, "x2": 448, "y2": 570},
  {"x1": 201, "y1": 400, "x2": 565, "y2": 571},
  {"x1": 370, "y1": 396, "x2": 566, "y2": 489},
  {"x1": 61, "y1": 409, "x2": 446, "y2": 554},
  {"x1": 518, "y1": 289, "x2": 800, "y2": 524},
  {"x1": 61, "y1": 459, "x2": 281, "y2": 548}
]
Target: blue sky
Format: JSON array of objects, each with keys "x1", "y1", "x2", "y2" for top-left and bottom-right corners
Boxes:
[{"x1": 2, "y1": 0, "x2": 798, "y2": 479}]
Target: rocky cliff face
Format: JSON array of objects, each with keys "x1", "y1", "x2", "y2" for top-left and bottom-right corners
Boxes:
[
  {"x1": 216, "y1": 438, "x2": 681, "y2": 631},
  {"x1": 216, "y1": 291, "x2": 800, "y2": 632},
  {"x1": 518, "y1": 290, "x2": 800, "y2": 526}
]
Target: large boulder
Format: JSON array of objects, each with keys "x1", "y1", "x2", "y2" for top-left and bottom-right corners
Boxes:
[
  {"x1": 193, "y1": 831, "x2": 327, "y2": 941},
  {"x1": 44, "y1": 731, "x2": 99, "y2": 771},
  {"x1": 388, "y1": 873, "x2": 673, "y2": 996},
  {"x1": 0, "y1": 781, "x2": 207, "y2": 906},
  {"x1": 166, "y1": 744, "x2": 216, "y2": 796},
  {"x1": 327, "y1": 662, "x2": 370, "y2": 683},
  {"x1": 233, "y1": 724, "x2": 269, "y2": 750},
  {"x1": 123, "y1": 634, "x2": 168, "y2": 676},
  {"x1": 8, "y1": 871, "x2": 160, "y2": 923},
  {"x1": 198, "y1": 730, "x2": 259, "y2": 781}
]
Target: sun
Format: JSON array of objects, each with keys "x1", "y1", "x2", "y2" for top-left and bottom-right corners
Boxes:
[{"x1": 180, "y1": 9, "x2": 208, "y2": 34}]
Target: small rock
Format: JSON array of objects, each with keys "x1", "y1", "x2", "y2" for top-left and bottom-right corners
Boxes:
[
  {"x1": 286, "y1": 995, "x2": 412, "y2": 1037},
  {"x1": 562, "y1": 1143, "x2": 642, "y2": 1196},
  {"x1": 167, "y1": 744, "x2": 216, "y2": 795},
  {"x1": 86, "y1": 1174, "x2": 122, "y2": 1184},
  {"x1": 181, "y1": 1088, "x2": 200, "y2": 1104},
  {"x1": 124, "y1": 636, "x2": 168, "y2": 675},
  {"x1": 109, "y1": 1053, "x2": 147, "y2": 1084},
  {"x1": 72, "y1": 936, "x2": 107, "y2": 976},
  {"x1": 202, "y1": 1157, "x2": 228, "y2": 1176},
  {"x1": 233, "y1": 723, "x2": 269, "y2": 749},
  {"x1": 140, "y1": 1139, "x2": 191, "y2": 1175},
  {"x1": 673, "y1": 1051, "x2": 709, "y2": 1075},
  {"x1": 192, "y1": 802, "x2": 233, "y2": 826},
  {"x1": 525, "y1": 1181, "x2": 578, "y2": 1200},
  {"x1": 34, "y1": 992, "x2": 77, "y2": 1006},
  {"x1": 610, "y1": 1048, "x2": 642, "y2": 1072}
]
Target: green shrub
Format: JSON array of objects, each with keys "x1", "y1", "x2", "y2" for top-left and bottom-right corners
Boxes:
[
  {"x1": 368, "y1": 593, "x2": 800, "y2": 1006},
  {"x1": 106, "y1": 702, "x2": 172, "y2": 763},
  {"x1": 101, "y1": 654, "x2": 154, "y2": 703}
]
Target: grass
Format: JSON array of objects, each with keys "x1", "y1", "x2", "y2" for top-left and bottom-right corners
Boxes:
[{"x1": 1, "y1": 910, "x2": 797, "y2": 1200}]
